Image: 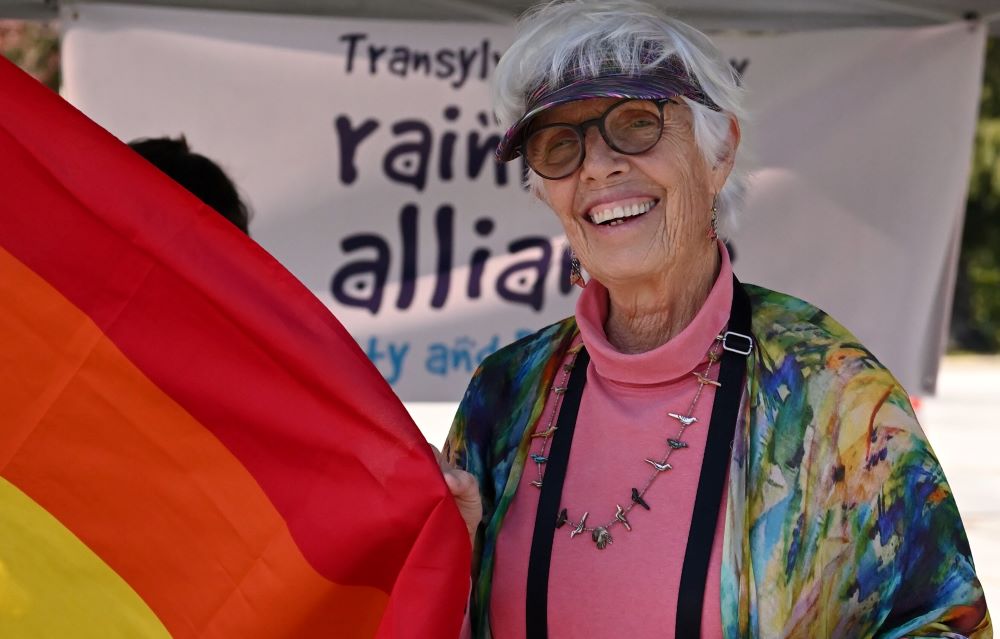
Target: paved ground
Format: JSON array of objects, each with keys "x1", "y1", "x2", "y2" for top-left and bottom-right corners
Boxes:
[
  {"x1": 918, "y1": 355, "x2": 1000, "y2": 613},
  {"x1": 409, "y1": 354, "x2": 1000, "y2": 612}
]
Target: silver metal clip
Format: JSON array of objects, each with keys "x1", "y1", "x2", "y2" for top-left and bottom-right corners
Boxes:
[{"x1": 722, "y1": 331, "x2": 753, "y2": 355}]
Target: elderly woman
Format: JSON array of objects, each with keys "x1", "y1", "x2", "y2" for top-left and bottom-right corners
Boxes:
[{"x1": 440, "y1": 1, "x2": 991, "y2": 637}]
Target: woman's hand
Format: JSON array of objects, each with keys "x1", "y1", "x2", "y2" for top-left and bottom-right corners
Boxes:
[{"x1": 431, "y1": 444, "x2": 482, "y2": 546}]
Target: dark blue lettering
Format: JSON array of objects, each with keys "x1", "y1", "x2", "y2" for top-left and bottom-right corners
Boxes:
[
  {"x1": 383, "y1": 120, "x2": 432, "y2": 191},
  {"x1": 454, "y1": 46, "x2": 477, "y2": 89},
  {"x1": 334, "y1": 115, "x2": 379, "y2": 185},
  {"x1": 331, "y1": 234, "x2": 389, "y2": 314},
  {"x1": 468, "y1": 129, "x2": 505, "y2": 184},
  {"x1": 435, "y1": 49, "x2": 456, "y2": 79},
  {"x1": 467, "y1": 217, "x2": 494, "y2": 298},
  {"x1": 388, "y1": 47, "x2": 410, "y2": 76},
  {"x1": 412, "y1": 51, "x2": 431, "y2": 75},
  {"x1": 396, "y1": 204, "x2": 418, "y2": 310},
  {"x1": 340, "y1": 33, "x2": 367, "y2": 73},
  {"x1": 439, "y1": 106, "x2": 461, "y2": 181},
  {"x1": 496, "y1": 237, "x2": 552, "y2": 311},
  {"x1": 431, "y1": 204, "x2": 454, "y2": 309},
  {"x1": 368, "y1": 44, "x2": 387, "y2": 74}
]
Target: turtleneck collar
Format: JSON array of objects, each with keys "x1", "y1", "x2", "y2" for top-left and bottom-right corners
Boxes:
[{"x1": 575, "y1": 242, "x2": 733, "y2": 385}]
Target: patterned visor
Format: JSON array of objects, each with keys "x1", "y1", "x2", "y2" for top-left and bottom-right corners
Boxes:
[{"x1": 496, "y1": 59, "x2": 720, "y2": 163}]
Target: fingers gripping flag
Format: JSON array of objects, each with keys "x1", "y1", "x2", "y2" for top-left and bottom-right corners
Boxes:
[{"x1": 0, "y1": 58, "x2": 469, "y2": 637}]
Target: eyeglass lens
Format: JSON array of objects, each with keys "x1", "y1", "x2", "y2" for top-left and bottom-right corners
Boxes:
[{"x1": 524, "y1": 100, "x2": 665, "y2": 179}]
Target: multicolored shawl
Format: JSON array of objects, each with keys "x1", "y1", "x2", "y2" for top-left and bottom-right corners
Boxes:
[{"x1": 445, "y1": 284, "x2": 991, "y2": 638}]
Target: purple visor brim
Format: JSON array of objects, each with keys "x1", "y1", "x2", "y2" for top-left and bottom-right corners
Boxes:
[{"x1": 496, "y1": 66, "x2": 720, "y2": 163}]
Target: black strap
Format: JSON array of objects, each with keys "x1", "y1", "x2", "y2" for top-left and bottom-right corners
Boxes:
[
  {"x1": 525, "y1": 276, "x2": 752, "y2": 639},
  {"x1": 675, "y1": 277, "x2": 752, "y2": 637},
  {"x1": 525, "y1": 347, "x2": 590, "y2": 639}
]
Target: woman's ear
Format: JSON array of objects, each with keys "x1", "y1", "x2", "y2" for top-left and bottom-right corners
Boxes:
[{"x1": 711, "y1": 115, "x2": 740, "y2": 190}]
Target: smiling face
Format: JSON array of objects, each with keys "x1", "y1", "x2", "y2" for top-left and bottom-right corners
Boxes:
[{"x1": 534, "y1": 97, "x2": 736, "y2": 293}]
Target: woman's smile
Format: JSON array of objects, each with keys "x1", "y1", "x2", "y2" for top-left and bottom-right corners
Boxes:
[{"x1": 585, "y1": 197, "x2": 660, "y2": 226}]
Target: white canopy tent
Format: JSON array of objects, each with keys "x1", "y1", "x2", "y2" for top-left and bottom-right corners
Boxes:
[{"x1": 4, "y1": 0, "x2": 1000, "y2": 31}]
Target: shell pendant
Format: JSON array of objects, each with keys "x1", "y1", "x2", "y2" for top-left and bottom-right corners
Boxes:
[{"x1": 592, "y1": 526, "x2": 612, "y2": 550}]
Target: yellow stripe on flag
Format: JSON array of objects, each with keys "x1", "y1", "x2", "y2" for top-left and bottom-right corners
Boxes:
[{"x1": 0, "y1": 477, "x2": 171, "y2": 637}]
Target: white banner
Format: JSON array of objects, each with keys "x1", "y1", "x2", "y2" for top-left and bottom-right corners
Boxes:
[{"x1": 61, "y1": 4, "x2": 985, "y2": 400}]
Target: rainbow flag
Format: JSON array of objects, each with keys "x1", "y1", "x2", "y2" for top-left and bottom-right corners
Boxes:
[{"x1": 0, "y1": 57, "x2": 468, "y2": 637}]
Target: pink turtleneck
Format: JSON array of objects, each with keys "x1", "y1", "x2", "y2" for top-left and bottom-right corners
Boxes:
[{"x1": 487, "y1": 246, "x2": 733, "y2": 638}]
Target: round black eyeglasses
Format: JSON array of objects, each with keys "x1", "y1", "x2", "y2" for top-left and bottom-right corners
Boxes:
[{"x1": 522, "y1": 98, "x2": 675, "y2": 180}]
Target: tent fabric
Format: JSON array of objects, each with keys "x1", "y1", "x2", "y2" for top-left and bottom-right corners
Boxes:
[
  {"x1": 0, "y1": 55, "x2": 469, "y2": 637},
  {"x1": 4, "y1": 0, "x2": 1000, "y2": 32}
]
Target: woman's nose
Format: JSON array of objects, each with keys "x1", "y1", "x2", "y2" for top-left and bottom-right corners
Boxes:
[{"x1": 579, "y1": 126, "x2": 628, "y2": 181}]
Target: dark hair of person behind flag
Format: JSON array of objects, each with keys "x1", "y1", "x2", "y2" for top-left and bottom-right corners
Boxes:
[{"x1": 129, "y1": 136, "x2": 251, "y2": 235}]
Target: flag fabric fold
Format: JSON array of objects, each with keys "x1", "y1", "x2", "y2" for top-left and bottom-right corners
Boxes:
[{"x1": 0, "y1": 56, "x2": 469, "y2": 638}]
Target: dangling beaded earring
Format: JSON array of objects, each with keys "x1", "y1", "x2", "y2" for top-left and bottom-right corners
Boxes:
[
  {"x1": 708, "y1": 194, "x2": 719, "y2": 241},
  {"x1": 569, "y1": 250, "x2": 586, "y2": 289}
]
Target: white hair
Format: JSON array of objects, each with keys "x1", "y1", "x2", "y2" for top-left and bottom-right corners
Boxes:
[{"x1": 494, "y1": 0, "x2": 750, "y2": 237}]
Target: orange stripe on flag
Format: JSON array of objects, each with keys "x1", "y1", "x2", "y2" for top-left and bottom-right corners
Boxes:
[{"x1": 0, "y1": 245, "x2": 387, "y2": 637}]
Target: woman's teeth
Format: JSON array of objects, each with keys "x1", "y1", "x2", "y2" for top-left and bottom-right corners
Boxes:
[{"x1": 590, "y1": 199, "x2": 655, "y2": 225}]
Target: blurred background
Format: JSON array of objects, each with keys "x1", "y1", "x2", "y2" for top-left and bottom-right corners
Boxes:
[{"x1": 4, "y1": 13, "x2": 998, "y2": 614}]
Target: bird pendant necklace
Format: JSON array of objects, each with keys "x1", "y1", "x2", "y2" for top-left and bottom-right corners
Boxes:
[{"x1": 528, "y1": 336, "x2": 724, "y2": 550}]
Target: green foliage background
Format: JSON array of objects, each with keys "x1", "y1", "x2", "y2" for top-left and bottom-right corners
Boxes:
[
  {"x1": 953, "y1": 38, "x2": 1000, "y2": 351},
  {"x1": 2, "y1": 22, "x2": 999, "y2": 351},
  {"x1": 0, "y1": 21, "x2": 59, "y2": 90}
]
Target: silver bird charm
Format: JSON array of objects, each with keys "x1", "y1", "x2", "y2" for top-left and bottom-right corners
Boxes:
[
  {"x1": 645, "y1": 458, "x2": 673, "y2": 472},
  {"x1": 530, "y1": 426, "x2": 558, "y2": 439},
  {"x1": 615, "y1": 504, "x2": 631, "y2": 531},
  {"x1": 692, "y1": 372, "x2": 721, "y2": 387},
  {"x1": 668, "y1": 412, "x2": 697, "y2": 426},
  {"x1": 570, "y1": 512, "x2": 589, "y2": 538}
]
